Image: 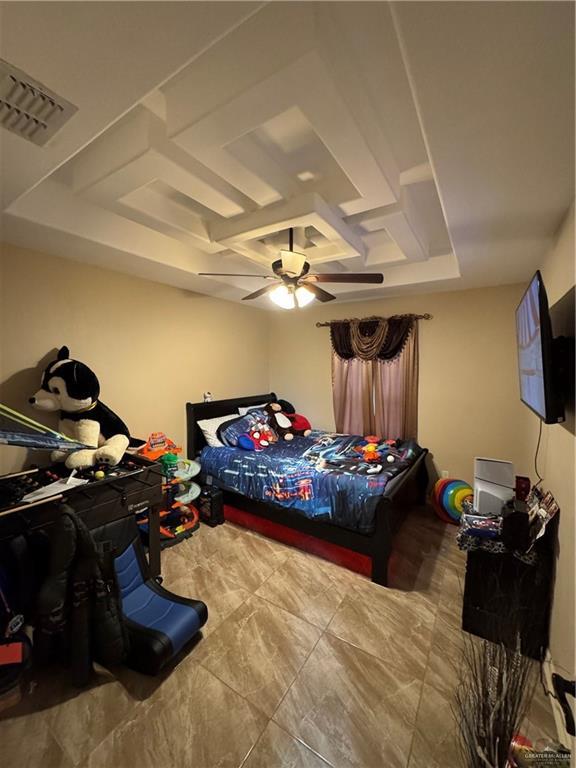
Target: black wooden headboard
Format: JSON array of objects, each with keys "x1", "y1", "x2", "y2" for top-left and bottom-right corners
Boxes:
[{"x1": 186, "y1": 393, "x2": 277, "y2": 458}]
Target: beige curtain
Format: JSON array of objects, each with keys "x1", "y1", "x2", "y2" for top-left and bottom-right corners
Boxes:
[
  {"x1": 332, "y1": 324, "x2": 419, "y2": 439},
  {"x1": 332, "y1": 356, "x2": 374, "y2": 435},
  {"x1": 373, "y1": 323, "x2": 418, "y2": 438}
]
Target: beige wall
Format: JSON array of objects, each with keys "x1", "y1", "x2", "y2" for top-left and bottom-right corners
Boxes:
[
  {"x1": 0, "y1": 243, "x2": 269, "y2": 474},
  {"x1": 523, "y1": 203, "x2": 575, "y2": 680},
  {"x1": 269, "y1": 283, "x2": 532, "y2": 485},
  {"x1": 1, "y1": 231, "x2": 573, "y2": 681}
]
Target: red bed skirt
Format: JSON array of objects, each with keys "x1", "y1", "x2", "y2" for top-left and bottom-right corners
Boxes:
[{"x1": 224, "y1": 504, "x2": 373, "y2": 577}]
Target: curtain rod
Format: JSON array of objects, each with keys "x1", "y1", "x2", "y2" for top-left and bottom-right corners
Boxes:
[{"x1": 315, "y1": 313, "x2": 432, "y2": 328}]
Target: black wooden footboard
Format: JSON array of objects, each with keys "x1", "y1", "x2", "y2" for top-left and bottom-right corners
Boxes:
[{"x1": 369, "y1": 448, "x2": 429, "y2": 585}]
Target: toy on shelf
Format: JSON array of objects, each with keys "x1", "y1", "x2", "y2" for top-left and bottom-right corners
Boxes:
[
  {"x1": 432, "y1": 477, "x2": 473, "y2": 524},
  {"x1": 137, "y1": 434, "x2": 200, "y2": 547},
  {"x1": 138, "y1": 432, "x2": 180, "y2": 461}
]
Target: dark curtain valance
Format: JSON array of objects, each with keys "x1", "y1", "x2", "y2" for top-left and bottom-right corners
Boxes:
[{"x1": 326, "y1": 314, "x2": 430, "y2": 362}]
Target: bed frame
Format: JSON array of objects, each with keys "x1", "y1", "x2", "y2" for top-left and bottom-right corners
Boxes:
[{"x1": 186, "y1": 393, "x2": 428, "y2": 587}]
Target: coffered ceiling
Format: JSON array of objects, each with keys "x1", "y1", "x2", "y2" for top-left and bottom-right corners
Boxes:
[{"x1": 0, "y1": 2, "x2": 573, "y2": 305}]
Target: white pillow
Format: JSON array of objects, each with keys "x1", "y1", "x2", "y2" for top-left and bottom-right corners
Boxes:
[
  {"x1": 198, "y1": 414, "x2": 237, "y2": 448},
  {"x1": 238, "y1": 403, "x2": 267, "y2": 416}
]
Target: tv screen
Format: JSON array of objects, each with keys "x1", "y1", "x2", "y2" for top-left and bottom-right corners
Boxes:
[{"x1": 516, "y1": 271, "x2": 561, "y2": 423}]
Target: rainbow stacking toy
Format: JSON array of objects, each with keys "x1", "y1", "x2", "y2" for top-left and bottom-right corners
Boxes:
[{"x1": 432, "y1": 478, "x2": 473, "y2": 524}]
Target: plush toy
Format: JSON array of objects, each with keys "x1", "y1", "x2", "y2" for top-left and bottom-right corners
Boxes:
[
  {"x1": 354, "y1": 436, "x2": 398, "y2": 465},
  {"x1": 265, "y1": 403, "x2": 296, "y2": 441},
  {"x1": 277, "y1": 399, "x2": 312, "y2": 437},
  {"x1": 29, "y1": 346, "x2": 130, "y2": 469},
  {"x1": 289, "y1": 414, "x2": 312, "y2": 436},
  {"x1": 238, "y1": 422, "x2": 276, "y2": 451},
  {"x1": 356, "y1": 442, "x2": 381, "y2": 462}
]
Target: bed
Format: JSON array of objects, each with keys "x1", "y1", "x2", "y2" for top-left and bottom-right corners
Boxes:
[{"x1": 186, "y1": 393, "x2": 428, "y2": 586}]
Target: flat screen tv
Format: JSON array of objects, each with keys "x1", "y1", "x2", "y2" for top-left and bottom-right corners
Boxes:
[{"x1": 516, "y1": 271, "x2": 563, "y2": 423}]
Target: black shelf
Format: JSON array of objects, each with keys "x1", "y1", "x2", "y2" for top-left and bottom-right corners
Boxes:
[{"x1": 462, "y1": 516, "x2": 557, "y2": 660}]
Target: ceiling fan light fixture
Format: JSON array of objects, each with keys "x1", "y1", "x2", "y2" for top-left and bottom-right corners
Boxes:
[
  {"x1": 279, "y1": 248, "x2": 306, "y2": 277},
  {"x1": 269, "y1": 284, "x2": 316, "y2": 309},
  {"x1": 295, "y1": 286, "x2": 314, "y2": 307},
  {"x1": 270, "y1": 284, "x2": 296, "y2": 309}
]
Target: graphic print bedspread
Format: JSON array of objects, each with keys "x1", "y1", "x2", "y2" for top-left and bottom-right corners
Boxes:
[{"x1": 200, "y1": 432, "x2": 423, "y2": 534}]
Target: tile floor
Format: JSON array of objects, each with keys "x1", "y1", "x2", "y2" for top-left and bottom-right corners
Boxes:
[{"x1": 1, "y1": 505, "x2": 557, "y2": 768}]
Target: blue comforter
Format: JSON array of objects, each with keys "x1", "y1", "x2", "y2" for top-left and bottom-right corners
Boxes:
[{"x1": 200, "y1": 431, "x2": 423, "y2": 534}]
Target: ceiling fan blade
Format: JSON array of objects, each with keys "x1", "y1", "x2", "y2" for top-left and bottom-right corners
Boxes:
[
  {"x1": 242, "y1": 284, "x2": 278, "y2": 301},
  {"x1": 198, "y1": 272, "x2": 277, "y2": 279},
  {"x1": 303, "y1": 283, "x2": 336, "y2": 303},
  {"x1": 305, "y1": 273, "x2": 384, "y2": 284}
]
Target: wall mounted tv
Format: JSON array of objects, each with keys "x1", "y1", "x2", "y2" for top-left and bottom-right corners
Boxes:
[{"x1": 515, "y1": 271, "x2": 565, "y2": 424}]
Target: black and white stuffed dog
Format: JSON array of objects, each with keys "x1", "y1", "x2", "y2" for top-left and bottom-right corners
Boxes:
[{"x1": 29, "y1": 346, "x2": 130, "y2": 469}]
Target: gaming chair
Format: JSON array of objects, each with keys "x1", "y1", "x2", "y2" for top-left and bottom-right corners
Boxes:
[{"x1": 92, "y1": 516, "x2": 207, "y2": 676}]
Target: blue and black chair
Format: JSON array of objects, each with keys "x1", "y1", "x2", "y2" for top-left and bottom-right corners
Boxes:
[{"x1": 93, "y1": 516, "x2": 207, "y2": 676}]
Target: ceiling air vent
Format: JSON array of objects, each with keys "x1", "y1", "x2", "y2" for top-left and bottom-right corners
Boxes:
[{"x1": 0, "y1": 59, "x2": 77, "y2": 146}]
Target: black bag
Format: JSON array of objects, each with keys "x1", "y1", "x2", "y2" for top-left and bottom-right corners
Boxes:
[{"x1": 36, "y1": 504, "x2": 128, "y2": 686}]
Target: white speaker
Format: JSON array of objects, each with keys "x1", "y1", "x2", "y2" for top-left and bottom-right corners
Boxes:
[{"x1": 474, "y1": 457, "x2": 515, "y2": 516}]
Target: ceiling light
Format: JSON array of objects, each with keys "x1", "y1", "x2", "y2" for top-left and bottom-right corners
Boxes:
[
  {"x1": 295, "y1": 286, "x2": 314, "y2": 307},
  {"x1": 270, "y1": 284, "x2": 296, "y2": 309},
  {"x1": 269, "y1": 284, "x2": 315, "y2": 310}
]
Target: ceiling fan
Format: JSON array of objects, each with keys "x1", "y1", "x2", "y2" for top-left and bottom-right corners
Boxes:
[{"x1": 198, "y1": 228, "x2": 384, "y2": 308}]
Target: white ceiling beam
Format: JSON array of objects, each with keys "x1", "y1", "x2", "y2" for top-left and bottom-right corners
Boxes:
[
  {"x1": 8, "y1": 179, "x2": 264, "y2": 281},
  {"x1": 365, "y1": 240, "x2": 406, "y2": 267},
  {"x1": 211, "y1": 195, "x2": 316, "y2": 244},
  {"x1": 225, "y1": 241, "x2": 274, "y2": 269},
  {"x1": 155, "y1": 139, "x2": 255, "y2": 217},
  {"x1": 72, "y1": 106, "x2": 154, "y2": 194},
  {"x1": 227, "y1": 134, "x2": 301, "y2": 202},
  {"x1": 119, "y1": 186, "x2": 210, "y2": 240},
  {"x1": 345, "y1": 198, "x2": 428, "y2": 262},
  {"x1": 163, "y1": 4, "x2": 317, "y2": 137},
  {"x1": 210, "y1": 193, "x2": 366, "y2": 264},
  {"x1": 194, "y1": 147, "x2": 283, "y2": 208},
  {"x1": 2, "y1": 2, "x2": 260, "y2": 209},
  {"x1": 383, "y1": 252, "x2": 460, "y2": 287},
  {"x1": 312, "y1": 194, "x2": 367, "y2": 263},
  {"x1": 171, "y1": 51, "x2": 397, "y2": 212},
  {"x1": 117, "y1": 187, "x2": 224, "y2": 254},
  {"x1": 400, "y1": 162, "x2": 434, "y2": 186},
  {"x1": 379, "y1": 205, "x2": 427, "y2": 262},
  {"x1": 302, "y1": 242, "x2": 348, "y2": 265},
  {"x1": 73, "y1": 108, "x2": 252, "y2": 219},
  {"x1": 10, "y1": 180, "x2": 219, "y2": 272}
]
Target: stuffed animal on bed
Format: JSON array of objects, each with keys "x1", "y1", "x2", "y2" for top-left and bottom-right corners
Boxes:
[
  {"x1": 264, "y1": 403, "x2": 296, "y2": 441},
  {"x1": 277, "y1": 400, "x2": 312, "y2": 437},
  {"x1": 29, "y1": 346, "x2": 130, "y2": 469},
  {"x1": 238, "y1": 422, "x2": 277, "y2": 451}
]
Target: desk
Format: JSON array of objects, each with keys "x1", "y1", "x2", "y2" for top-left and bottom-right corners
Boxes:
[{"x1": 0, "y1": 455, "x2": 163, "y2": 578}]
